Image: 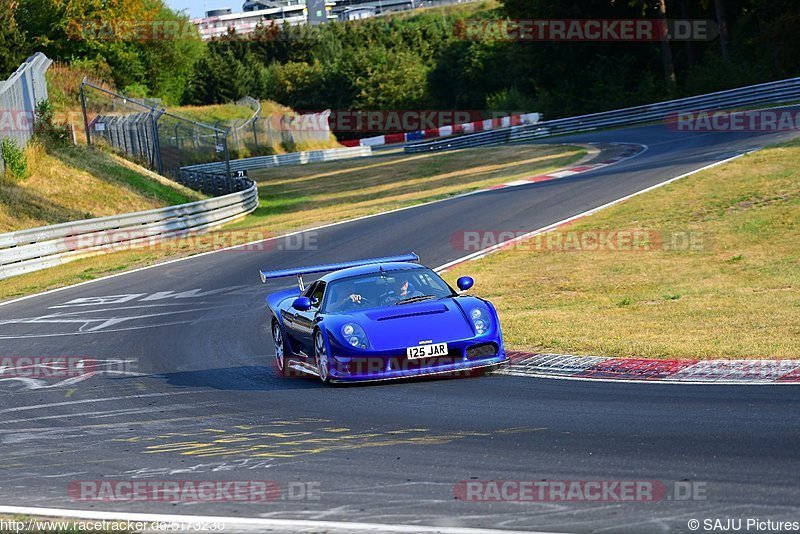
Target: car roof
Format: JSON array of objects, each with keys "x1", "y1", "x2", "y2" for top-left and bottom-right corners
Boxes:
[{"x1": 318, "y1": 262, "x2": 424, "y2": 283}]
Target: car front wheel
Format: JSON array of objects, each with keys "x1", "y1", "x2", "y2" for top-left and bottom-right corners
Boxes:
[
  {"x1": 314, "y1": 331, "x2": 330, "y2": 383},
  {"x1": 273, "y1": 320, "x2": 287, "y2": 376}
]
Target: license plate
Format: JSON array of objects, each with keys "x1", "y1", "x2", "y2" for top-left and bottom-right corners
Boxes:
[{"x1": 406, "y1": 342, "x2": 448, "y2": 360}]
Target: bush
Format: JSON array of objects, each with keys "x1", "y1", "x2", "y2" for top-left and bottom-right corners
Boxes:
[
  {"x1": 1, "y1": 138, "x2": 29, "y2": 181},
  {"x1": 33, "y1": 100, "x2": 70, "y2": 145}
]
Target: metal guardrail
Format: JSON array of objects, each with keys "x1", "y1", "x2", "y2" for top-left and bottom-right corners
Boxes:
[
  {"x1": 0, "y1": 181, "x2": 258, "y2": 281},
  {"x1": 406, "y1": 77, "x2": 800, "y2": 153},
  {"x1": 176, "y1": 169, "x2": 253, "y2": 196},
  {"x1": 0, "y1": 53, "x2": 52, "y2": 175},
  {"x1": 183, "y1": 145, "x2": 373, "y2": 174},
  {"x1": 404, "y1": 128, "x2": 512, "y2": 153}
]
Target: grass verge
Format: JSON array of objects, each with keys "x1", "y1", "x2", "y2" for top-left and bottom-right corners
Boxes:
[
  {"x1": 242, "y1": 144, "x2": 588, "y2": 234},
  {"x1": 0, "y1": 144, "x2": 585, "y2": 301},
  {"x1": 442, "y1": 140, "x2": 800, "y2": 360},
  {"x1": 0, "y1": 143, "x2": 204, "y2": 233}
]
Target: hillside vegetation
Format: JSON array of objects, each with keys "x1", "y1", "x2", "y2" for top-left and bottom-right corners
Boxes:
[
  {"x1": 0, "y1": 142, "x2": 204, "y2": 233},
  {"x1": 3, "y1": 0, "x2": 797, "y2": 122}
]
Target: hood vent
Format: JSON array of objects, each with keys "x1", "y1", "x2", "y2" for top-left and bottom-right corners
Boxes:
[{"x1": 366, "y1": 304, "x2": 448, "y2": 321}]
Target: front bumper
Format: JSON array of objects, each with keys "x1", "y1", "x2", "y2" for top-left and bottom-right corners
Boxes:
[{"x1": 326, "y1": 337, "x2": 508, "y2": 383}]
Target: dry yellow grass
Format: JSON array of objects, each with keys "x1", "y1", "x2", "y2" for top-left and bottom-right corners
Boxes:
[
  {"x1": 0, "y1": 143, "x2": 204, "y2": 232},
  {"x1": 0, "y1": 144, "x2": 584, "y2": 301},
  {"x1": 442, "y1": 140, "x2": 800, "y2": 360},
  {"x1": 173, "y1": 101, "x2": 342, "y2": 154}
]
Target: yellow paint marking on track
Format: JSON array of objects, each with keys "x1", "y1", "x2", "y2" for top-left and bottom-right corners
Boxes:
[{"x1": 135, "y1": 421, "x2": 549, "y2": 460}]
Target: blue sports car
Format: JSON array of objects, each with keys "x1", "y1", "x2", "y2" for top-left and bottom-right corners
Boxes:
[{"x1": 261, "y1": 253, "x2": 508, "y2": 383}]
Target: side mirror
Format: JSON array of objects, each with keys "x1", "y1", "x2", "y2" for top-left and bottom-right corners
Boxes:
[
  {"x1": 456, "y1": 276, "x2": 474, "y2": 291},
  {"x1": 292, "y1": 296, "x2": 312, "y2": 311}
]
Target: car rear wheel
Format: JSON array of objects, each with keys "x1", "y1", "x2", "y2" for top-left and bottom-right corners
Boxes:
[
  {"x1": 314, "y1": 331, "x2": 330, "y2": 383},
  {"x1": 273, "y1": 320, "x2": 287, "y2": 376}
]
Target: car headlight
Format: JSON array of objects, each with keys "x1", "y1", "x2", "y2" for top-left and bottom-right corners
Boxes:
[
  {"x1": 341, "y1": 323, "x2": 369, "y2": 349},
  {"x1": 470, "y1": 307, "x2": 490, "y2": 335}
]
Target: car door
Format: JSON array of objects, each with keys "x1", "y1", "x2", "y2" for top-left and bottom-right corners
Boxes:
[
  {"x1": 293, "y1": 281, "x2": 326, "y2": 355},
  {"x1": 284, "y1": 282, "x2": 316, "y2": 352}
]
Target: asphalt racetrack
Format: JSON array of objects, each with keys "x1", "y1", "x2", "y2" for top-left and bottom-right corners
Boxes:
[{"x1": 1, "y1": 120, "x2": 798, "y2": 533}]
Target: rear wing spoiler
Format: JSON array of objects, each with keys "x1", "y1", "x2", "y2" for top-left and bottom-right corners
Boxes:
[{"x1": 259, "y1": 253, "x2": 419, "y2": 289}]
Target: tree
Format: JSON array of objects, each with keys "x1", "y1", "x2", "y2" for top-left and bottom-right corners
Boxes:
[
  {"x1": 0, "y1": 0, "x2": 28, "y2": 77},
  {"x1": 17, "y1": 0, "x2": 204, "y2": 102},
  {"x1": 714, "y1": 0, "x2": 731, "y2": 62}
]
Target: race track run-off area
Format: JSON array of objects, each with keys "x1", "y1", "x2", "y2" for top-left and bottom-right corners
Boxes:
[{"x1": 0, "y1": 120, "x2": 799, "y2": 533}]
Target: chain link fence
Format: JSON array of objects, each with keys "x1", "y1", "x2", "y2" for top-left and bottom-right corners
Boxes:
[
  {"x1": 79, "y1": 81, "x2": 336, "y2": 195},
  {"x1": 80, "y1": 80, "x2": 236, "y2": 194},
  {"x1": 224, "y1": 106, "x2": 333, "y2": 158},
  {"x1": 0, "y1": 53, "x2": 53, "y2": 175}
]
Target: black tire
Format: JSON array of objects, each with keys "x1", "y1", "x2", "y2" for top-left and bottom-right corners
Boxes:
[
  {"x1": 314, "y1": 330, "x2": 330, "y2": 384},
  {"x1": 272, "y1": 320, "x2": 288, "y2": 377}
]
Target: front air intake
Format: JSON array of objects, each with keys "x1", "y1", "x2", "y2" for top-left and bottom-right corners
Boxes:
[{"x1": 466, "y1": 343, "x2": 498, "y2": 359}]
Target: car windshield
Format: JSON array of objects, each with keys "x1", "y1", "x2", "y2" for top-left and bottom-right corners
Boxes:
[{"x1": 323, "y1": 268, "x2": 455, "y2": 313}]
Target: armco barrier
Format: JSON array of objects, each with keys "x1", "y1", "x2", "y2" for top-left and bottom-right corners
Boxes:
[
  {"x1": 0, "y1": 181, "x2": 258, "y2": 280},
  {"x1": 406, "y1": 77, "x2": 800, "y2": 153},
  {"x1": 182, "y1": 145, "x2": 372, "y2": 174},
  {"x1": 176, "y1": 169, "x2": 252, "y2": 196},
  {"x1": 0, "y1": 53, "x2": 52, "y2": 175},
  {"x1": 341, "y1": 112, "x2": 541, "y2": 148}
]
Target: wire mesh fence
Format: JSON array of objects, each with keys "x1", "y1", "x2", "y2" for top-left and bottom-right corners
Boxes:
[
  {"x1": 79, "y1": 81, "x2": 333, "y2": 195},
  {"x1": 224, "y1": 108, "x2": 333, "y2": 158},
  {"x1": 80, "y1": 80, "x2": 234, "y2": 193},
  {"x1": 0, "y1": 53, "x2": 53, "y2": 175}
]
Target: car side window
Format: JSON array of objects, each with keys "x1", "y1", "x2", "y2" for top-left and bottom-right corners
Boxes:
[
  {"x1": 303, "y1": 282, "x2": 317, "y2": 299},
  {"x1": 310, "y1": 281, "x2": 326, "y2": 309}
]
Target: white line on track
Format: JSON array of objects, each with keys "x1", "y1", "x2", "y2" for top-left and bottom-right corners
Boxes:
[
  {"x1": 435, "y1": 151, "x2": 750, "y2": 273},
  {"x1": 0, "y1": 403, "x2": 210, "y2": 425},
  {"x1": 0, "y1": 506, "x2": 553, "y2": 534},
  {"x1": 0, "y1": 391, "x2": 196, "y2": 414}
]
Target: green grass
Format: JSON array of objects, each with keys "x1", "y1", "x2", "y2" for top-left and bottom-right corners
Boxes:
[
  {"x1": 0, "y1": 143, "x2": 204, "y2": 232},
  {"x1": 235, "y1": 144, "x2": 587, "y2": 233},
  {"x1": 173, "y1": 103, "x2": 259, "y2": 124},
  {"x1": 442, "y1": 139, "x2": 800, "y2": 360}
]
